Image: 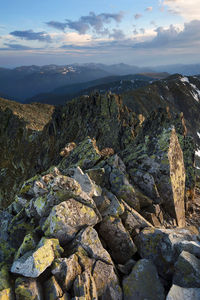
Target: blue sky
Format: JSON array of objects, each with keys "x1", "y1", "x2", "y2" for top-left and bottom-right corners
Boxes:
[{"x1": 0, "y1": 0, "x2": 200, "y2": 67}]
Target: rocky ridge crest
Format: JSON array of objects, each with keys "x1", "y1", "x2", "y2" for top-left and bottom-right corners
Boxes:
[{"x1": 0, "y1": 93, "x2": 199, "y2": 299}]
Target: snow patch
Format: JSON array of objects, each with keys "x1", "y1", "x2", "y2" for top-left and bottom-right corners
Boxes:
[
  {"x1": 197, "y1": 132, "x2": 200, "y2": 139},
  {"x1": 195, "y1": 149, "x2": 200, "y2": 157},
  {"x1": 180, "y1": 76, "x2": 189, "y2": 83},
  {"x1": 190, "y1": 83, "x2": 200, "y2": 102}
]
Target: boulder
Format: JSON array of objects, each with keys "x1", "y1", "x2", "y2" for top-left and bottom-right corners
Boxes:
[
  {"x1": 122, "y1": 259, "x2": 165, "y2": 300},
  {"x1": 92, "y1": 260, "x2": 122, "y2": 299},
  {"x1": 44, "y1": 276, "x2": 70, "y2": 300},
  {"x1": 73, "y1": 270, "x2": 97, "y2": 300},
  {"x1": 15, "y1": 277, "x2": 43, "y2": 300},
  {"x1": 166, "y1": 285, "x2": 200, "y2": 300},
  {"x1": 66, "y1": 167, "x2": 101, "y2": 197},
  {"x1": 70, "y1": 227, "x2": 112, "y2": 264},
  {"x1": 134, "y1": 227, "x2": 198, "y2": 278},
  {"x1": 11, "y1": 237, "x2": 63, "y2": 278},
  {"x1": 99, "y1": 216, "x2": 137, "y2": 264},
  {"x1": 58, "y1": 137, "x2": 101, "y2": 171},
  {"x1": 42, "y1": 199, "x2": 100, "y2": 244},
  {"x1": 173, "y1": 251, "x2": 200, "y2": 287},
  {"x1": 51, "y1": 255, "x2": 82, "y2": 291}
]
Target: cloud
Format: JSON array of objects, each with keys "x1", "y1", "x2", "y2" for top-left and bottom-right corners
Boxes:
[
  {"x1": 46, "y1": 11, "x2": 124, "y2": 35},
  {"x1": 134, "y1": 14, "x2": 142, "y2": 20},
  {"x1": 45, "y1": 21, "x2": 67, "y2": 31},
  {"x1": 133, "y1": 20, "x2": 200, "y2": 49},
  {"x1": 109, "y1": 29, "x2": 125, "y2": 40},
  {"x1": 163, "y1": 0, "x2": 200, "y2": 21},
  {"x1": 0, "y1": 43, "x2": 33, "y2": 50},
  {"x1": 145, "y1": 7, "x2": 153, "y2": 12},
  {"x1": 10, "y1": 30, "x2": 52, "y2": 42}
]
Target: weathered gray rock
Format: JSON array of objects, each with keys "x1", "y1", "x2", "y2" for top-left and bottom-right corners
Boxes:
[
  {"x1": 122, "y1": 259, "x2": 165, "y2": 300},
  {"x1": 117, "y1": 259, "x2": 136, "y2": 275},
  {"x1": 92, "y1": 260, "x2": 122, "y2": 299},
  {"x1": 70, "y1": 227, "x2": 112, "y2": 264},
  {"x1": 120, "y1": 199, "x2": 153, "y2": 236},
  {"x1": 67, "y1": 167, "x2": 102, "y2": 197},
  {"x1": 121, "y1": 113, "x2": 188, "y2": 227},
  {"x1": 73, "y1": 270, "x2": 97, "y2": 300},
  {"x1": 100, "y1": 190, "x2": 125, "y2": 217},
  {"x1": 166, "y1": 285, "x2": 200, "y2": 300},
  {"x1": 173, "y1": 251, "x2": 200, "y2": 287},
  {"x1": 108, "y1": 157, "x2": 140, "y2": 211},
  {"x1": 11, "y1": 237, "x2": 63, "y2": 278},
  {"x1": 44, "y1": 276, "x2": 70, "y2": 300},
  {"x1": 15, "y1": 277, "x2": 43, "y2": 300},
  {"x1": 99, "y1": 216, "x2": 137, "y2": 264},
  {"x1": 58, "y1": 137, "x2": 102, "y2": 171},
  {"x1": 14, "y1": 233, "x2": 38, "y2": 260},
  {"x1": 134, "y1": 227, "x2": 198, "y2": 278},
  {"x1": 52, "y1": 254, "x2": 82, "y2": 291},
  {"x1": 42, "y1": 199, "x2": 100, "y2": 244},
  {"x1": 174, "y1": 240, "x2": 200, "y2": 258},
  {"x1": 86, "y1": 168, "x2": 106, "y2": 186}
]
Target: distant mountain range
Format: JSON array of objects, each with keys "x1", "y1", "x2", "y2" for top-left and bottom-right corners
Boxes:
[
  {"x1": 26, "y1": 73, "x2": 169, "y2": 105},
  {"x1": 1, "y1": 62, "x2": 200, "y2": 102}
]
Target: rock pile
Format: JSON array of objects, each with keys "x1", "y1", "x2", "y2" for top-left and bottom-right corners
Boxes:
[{"x1": 0, "y1": 126, "x2": 199, "y2": 299}]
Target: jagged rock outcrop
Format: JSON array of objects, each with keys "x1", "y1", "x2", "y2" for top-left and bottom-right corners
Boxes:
[
  {"x1": 121, "y1": 108, "x2": 195, "y2": 226},
  {"x1": 0, "y1": 94, "x2": 198, "y2": 299},
  {"x1": 0, "y1": 93, "x2": 140, "y2": 208}
]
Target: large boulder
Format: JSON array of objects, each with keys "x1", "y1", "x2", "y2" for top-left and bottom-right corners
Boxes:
[
  {"x1": 166, "y1": 285, "x2": 200, "y2": 300},
  {"x1": 99, "y1": 216, "x2": 137, "y2": 264},
  {"x1": 73, "y1": 270, "x2": 97, "y2": 300},
  {"x1": 173, "y1": 251, "x2": 200, "y2": 287},
  {"x1": 42, "y1": 199, "x2": 100, "y2": 244},
  {"x1": 122, "y1": 259, "x2": 165, "y2": 300},
  {"x1": 51, "y1": 255, "x2": 82, "y2": 291},
  {"x1": 15, "y1": 277, "x2": 43, "y2": 300},
  {"x1": 11, "y1": 237, "x2": 63, "y2": 278},
  {"x1": 134, "y1": 227, "x2": 199, "y2": 278}
]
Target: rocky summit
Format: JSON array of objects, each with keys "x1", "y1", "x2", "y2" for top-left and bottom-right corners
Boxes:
[{"x1": 0, "y1": 92, "x2": 200, "y2": 300}]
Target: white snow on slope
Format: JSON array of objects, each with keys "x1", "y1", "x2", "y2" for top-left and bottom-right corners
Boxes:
[{"x1": 180, "y1": 77, "x2": 189, "y2": 83}]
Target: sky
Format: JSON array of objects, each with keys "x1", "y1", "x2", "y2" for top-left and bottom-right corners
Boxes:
[{"x1": 0, "y1": 0, "x2": 200, "y2": 67}]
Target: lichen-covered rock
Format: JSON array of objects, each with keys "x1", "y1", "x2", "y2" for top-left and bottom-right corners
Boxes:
[
  {"x1": 99, "y1": 190, "x2": 125, "y2": 218},
  {"x1": 14, "y1": 233, "x2": 38, "y2": 260},
  {"x1": 122, "y1": 259, "x2": 165, "y2": 300},
  {"x1": 0, "y1": 288, "x2": 14, "y2": 300},
  {"x1": 99, "y1": 216, "x2": 137, "y2": 264},
  {"x1": 73, "y1": 270, "x2": 97, "y2": 300},
  {"x1": 42, "y1": 199, "x2": 100, "y2": 244},
  {"x1": 120, "y1": 200, "x2": 153, "y2": 237},
  {"x1": 173, "y1": 251, "x2": 200, "y2": 287},
  {"x1": 70, "y1": 227, "x2": 112, "y2": 264},
  {"x1": 11, "y1": 237, "x2": 63, "y2": 278},
  {"x1": 0, "y1": 265, "x2": 12, "y2": 293},
  {"x1": 44, "y1": 276, "x2": 70, "y2": 300},
  {"x1": 166, "y1": 285, "x2": 200, "y2": 300},
  {"x1": 117, "y1": 259, "x2": 136, "y2": 275},
  {"x1": 92, "y1": 260, "x2": 122, "y2": 299},
  {"x1": 23, "y1": 173, "x2": 82, "y2": 219},
  {"x1": 121, "y1": 109, "x2": 194, "y2": 227},
  {"x1": 66, "y1": 167, "x2": 102, "y2": 197},
  {"x1": 86, "y1": 168, "x2": 106, "y2": 186},
  {"x1": 58, "y1": 137, "x2": 102, "y2": 171},
  {"x1": 15, "y1": 277, "x2": 43, "y2": 300},
  {"x1": 134, "y1": 227, "x2": 199, "y2": 278},
  {"x1": 51, "y1": 254, "x2": 82, "y2": 291}
]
